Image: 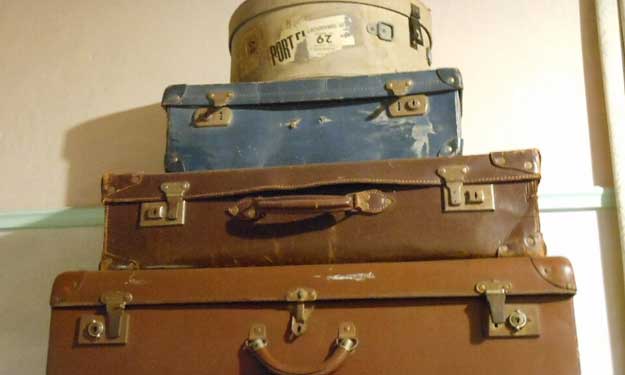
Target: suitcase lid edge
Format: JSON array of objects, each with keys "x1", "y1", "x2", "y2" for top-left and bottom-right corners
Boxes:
[
  {"x1": 101, "y1": 149, "x2": 541, "y2": 204},
  {"x1": 50, "y1": 257, "x2": 575, "y2": 308}
]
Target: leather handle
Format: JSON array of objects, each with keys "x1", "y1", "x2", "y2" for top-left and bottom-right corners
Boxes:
[
  {"x1": 227, "y1": 190, "x2": 392, "y2": 221},
  {"x1": 245, "y1": 323, "x2": 358, "y2": 375}
]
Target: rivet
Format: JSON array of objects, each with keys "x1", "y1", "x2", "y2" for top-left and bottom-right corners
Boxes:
[
  {"x1": 439, "y1": 168, "x2": 447, "y2": 174},
  {"x1": 494, "y1": 157, "x2": 506, "y2": 165},
  {"x1": 461, "y1": 167, "x2": 469, "y2": 174},
  {"x1": 130, "y1": 175, "x2": 141, "y2": 184},
  {"x1": 499, "y1": 245, "x2": 510, "y2": 254},
  {"x1": 525, "y1": 236, "x2": 537, "y2": 247},
  {"x1": 447, "y1": 77, "x2": 456, "y2": 85},
  {"x1": 297, "y1": 289, "x2": 306, "y2": 300},
  {"x1": 524, "y1": 162, "x2": 534, "y2": 171}
]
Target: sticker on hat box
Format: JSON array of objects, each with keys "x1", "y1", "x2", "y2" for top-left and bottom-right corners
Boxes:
[{"x1": 269, "y1": 15, "x2": 356, "y2": 67}]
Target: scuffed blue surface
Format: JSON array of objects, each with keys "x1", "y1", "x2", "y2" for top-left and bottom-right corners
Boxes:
[{"x1": 164, "y1": 69, "x2": 463, "y2": 172}]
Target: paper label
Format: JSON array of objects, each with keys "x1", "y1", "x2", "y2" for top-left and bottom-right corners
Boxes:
[
  {"x1": 306, "y1": 15, "x2": 355, "y2": 59},
  {"x1": 269, "y1": 15, "x2": 355, "y2": 67}
]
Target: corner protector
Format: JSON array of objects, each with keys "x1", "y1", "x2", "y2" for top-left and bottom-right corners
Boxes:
[
  {"x1": 490, "y1": 149, "x2": 542, "y2": 175},
  {"x1": 50, "y1": 272, "x2": 86, "y2": 306},
  {"x1": 436, "y1": 68, "x2": 463, "y2": 90},
  {"x1": 101, "y1": 173, "x2": 144, "y2": 198},
  {"x1": 531, "y1": 257, "x2": 577, "y2": 292},
  {"x1": 100, "y1": 257, "x2": 140, "y2": 271},
  {"x1": 165, "y1": 153, "x2": 186, "y2": 173},
  {"x1": 161, "y1": 84, "x2": 187, "y2": 107}
]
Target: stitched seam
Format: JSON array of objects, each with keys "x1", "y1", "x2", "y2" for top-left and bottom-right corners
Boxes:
[{"x1": 102, "y1": 175, "x2": 541, "y2": 203}]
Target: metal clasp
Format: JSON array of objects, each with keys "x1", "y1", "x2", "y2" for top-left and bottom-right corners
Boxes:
[
  {"x1": 476, "y1": 280, "x2": 511, "y2": 325},
  {"x1": 286, "y1": 288, "x2": 317, "y2": 338},
  {"x1": 140, "y1": 182, "x2": 190, "y2": 227},
  {"x1": 193, "y1": 91, "x2": 235, "y2": 128},
  {"x1": 476, "y1": 281, "x2": 540, "y2": 338},
  {"x1": 385, "y1": 79, "x2": 414, "y2": 96},
  {"x1": 437, "y1": 166, "x2": 495, "y2": 212},
  {"x1": 78, "y1": 291, "x2": 132, "y2": 345},
  {"x1": 388, "y1": 94, "x2": 429, "y2": 118}
]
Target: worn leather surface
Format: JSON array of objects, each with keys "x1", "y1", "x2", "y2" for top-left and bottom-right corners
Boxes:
[
  {"x1": 162, "y1": 69, "x2": 462, "y2": 172},
  {"x1": 47, "y1": 258, "x2": 580, "y2": 375},
  {"x1": 101, "y1": 149, "x2": 545, "y2": 270}
]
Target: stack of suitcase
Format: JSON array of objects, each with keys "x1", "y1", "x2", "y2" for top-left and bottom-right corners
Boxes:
[{"x1": 47, "y1": 1, "x2": 581, "y2": 374}]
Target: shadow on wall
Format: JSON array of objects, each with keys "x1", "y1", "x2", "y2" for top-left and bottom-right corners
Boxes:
[
  {"x1": 63, "y1": 103, "x2": 166, "y2": 207},
  {"x1": 0, "y1": 104, "x2": 167, "y2": 373},
  {"x1": 596, "y1": 210, "x2": 625, "y2": 374},
  {"x1": 579, "y1": 0, "x2": 614, "y2": 188}
]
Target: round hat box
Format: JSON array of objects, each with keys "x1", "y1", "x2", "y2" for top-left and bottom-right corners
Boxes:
[{"x1": 229, "y1": 0, "x2": 433, "y2": 82}]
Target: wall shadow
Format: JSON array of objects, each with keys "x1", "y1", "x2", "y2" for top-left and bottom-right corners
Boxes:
[
  {"x1": 597, "y1": 210, "x2": 625, "y2": 374},
  {"x1": 63, "y1": 104, "x2": 166, "y2": 207},
  {"x1": 579, "y1": 0, "x2": 615, "y2": 188}
]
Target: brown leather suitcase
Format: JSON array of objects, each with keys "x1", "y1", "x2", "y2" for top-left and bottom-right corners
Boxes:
[
  {"x1": 47, "y1": 257, "x2": 580, "y2": 375},
  {"x1": 101, "y1": 149, "x2": 545, "y2": 270}
]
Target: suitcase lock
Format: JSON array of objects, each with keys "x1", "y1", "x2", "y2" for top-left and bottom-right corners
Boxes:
[
  {"x1": 476, "y1": 281, "x2": 540, "y2": 338},
  {"x1": 437, "y1": 166, "x2": 496, "y2": 212},
  {"x1": 78, "y1": 291, "x2": 133, "y2": 345},
  {"x1": 140, "y1": 182, "x2": 190, "y2": 227},
  {"x1": 385, "y1": 80, "x2": 430, "y2": 118},
  {"x1": 194, "y1": 91, "x2": 234, "y2": 128},
  {"x1": 286, "y1": 288, "x2": 317, "y2": 338}
]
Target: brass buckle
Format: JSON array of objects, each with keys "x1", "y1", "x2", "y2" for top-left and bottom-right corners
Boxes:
[
  {"x1": 78, "y1": 291, "x2": 132, "y2": 345},
  {"x1": 437, "y1": 166, "x2": 495, "y2": 212},
  {"x1": 140, "y1": 182, "x2": 190, "y2": 227},
  {"x1": 388, "y1": 94, "x2": 429, "y2": 118},
  {"x1": 476, "y1": 281, "x2": 540, "y2": 338},
  {"x1": 286, "y1": 288, "x2": 317, "y2": 338}
]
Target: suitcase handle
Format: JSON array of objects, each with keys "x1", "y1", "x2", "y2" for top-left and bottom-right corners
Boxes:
[
  {"x1": 245, "y1": 322, "x2": 358, "y2": 375},
  {"x1": 227, "y1": 190, "x2": 392, "y2": 221}
]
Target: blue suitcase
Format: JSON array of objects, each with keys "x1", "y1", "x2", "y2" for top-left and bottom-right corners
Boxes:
[{"x1": 162, "y1": 68, "x2": 463, "y2": 172}]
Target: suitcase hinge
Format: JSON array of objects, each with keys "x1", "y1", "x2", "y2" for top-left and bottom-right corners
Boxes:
[
  {"x1": 437, "y1": 166, "x2": 496, "y2": 212},
  {"x1": 476, "y1": 281, "x2": 541, "y2": 338},
  {"x1": 194, "y1": 91, "x2": 235, "y2": 128},
  {"x1": 286, "y1": 288, "x2": 317, "y2": 338},
  {"x1": 78, "y1": 291, "x2": 133, "y2": 345},
  {"x1": 140, "y1": 182, "x2": 190, "y2": 227}
]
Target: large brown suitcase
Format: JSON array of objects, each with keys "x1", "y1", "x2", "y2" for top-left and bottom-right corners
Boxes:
[
  {"x1": 47, "y1": 257, "x2": 580, "y2": 375},
  {"x1": 101, "y1": 149, "x2": 545, "y2": 270}
]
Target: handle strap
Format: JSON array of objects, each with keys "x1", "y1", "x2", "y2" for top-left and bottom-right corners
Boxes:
[
  {"x1": 245, "y1": 323, "x2": 358, "y2": 375},
  {"x1": 227, "y1": 190, "x2": 392, "y2": 221}
]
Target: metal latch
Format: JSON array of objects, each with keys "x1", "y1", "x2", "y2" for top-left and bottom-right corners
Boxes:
[
  {"x1": 476, "y1": 281, "x2": 540, "y2": 338},
  {"x1": 193, "y1": 91, "x2": 235, "y2": 127},
  {"x1": 78, "y1": 291, "x2": 133, "y2": 345},
  {"x1": 140, "y1": 182, "x2": 190, "y2": 227},
  {"x1": 385, "y1": 80, "x2": 413, "y2": 96},
  {"x1": 388, "y1": 94, "x2": 429, "y2": 117},
  {"x1": 286, "y1": 288, "x2": 317, "y2": 338},
  {"x1": 367, "y1": 22, "x2": 394, "y2": 41},
  {"x1": 437, "y1": 166, "x2": 495, "y2": 212}
]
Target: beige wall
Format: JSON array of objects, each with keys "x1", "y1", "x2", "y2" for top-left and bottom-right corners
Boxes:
[{"x1": 0, "y1": 0, "x2": 622, "y2": 374}]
